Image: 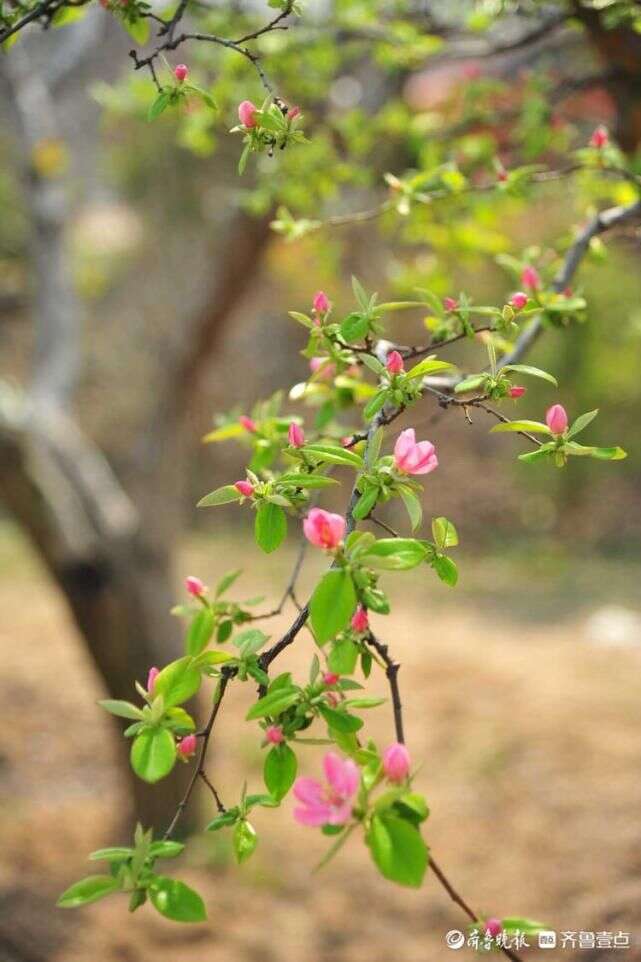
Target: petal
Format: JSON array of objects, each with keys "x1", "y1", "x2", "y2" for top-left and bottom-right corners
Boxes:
[
  {"x1": 327, "y1": 800, "x2": 353, "y2": 825},
  {"x1": 323, "y1": 752, "x2": 345, "y2": 792},
  {"x1": 293, "y1": 777, "x2": 324, "y2": 806},
  {"x1": 393, "y1": 428, "x2": 415, "y2": 463},
  {"x1": 294, "y1": 804, "x2": 332, "y2": 827},
  {"x1": 341, "y1": 758, "x2": 360, "y2": 797}
]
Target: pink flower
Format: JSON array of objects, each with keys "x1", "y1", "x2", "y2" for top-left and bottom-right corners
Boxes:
[
  {"x1": 509, "y1": 385, "x2": 526, "y2": 399},
  {"x1": 546, "y1": 403, "x2": 568, "y2": 435},
  {"x1": 351, "y1": 605, "x2": 369, "y2": 633},
  {"x1": 177, "y1": 734, "x2": 197, "y2": 758},
  {"x1": 386, "y1": 350, "x2": 404, "y2": 375},
  {"x1": 393, "y1": 428, "x2": 438, "y2": 476},
  {"x1": 288, "y1": 422, "x2": 305, "y2": 447},
  {"x1": 322, "y1": 672, "x2": 340, "y2": 686},
  {"x1": 238, "y1": 100, "x2": 258, "y2": 128},
  {"x1": 382, "y1": 742, "x2": 411, "y2": 783},
  {"x1": 521, "y1": 265, "x2": 540, "y2": 291},
  {"x1": 174, "y1": 64, "x2": 188, "y2": 83},
  {"x1": 303, "y1": 508, "x2": 346, "y2": 549},
  {"x1": 485, "y1": 918, "x2": 503, "y2": 939},
  {"x1": 293, "y1": 752, "x2": 359, "y2": 827},
  {"x1": 309, "y1": 357, "x2": 336, "y2": 380},
  {"x1": 590, "y1": 125, "x2": 609, "y2": 149},
  {"x1": 265, "y1": 725, "x2": 285, "y2": 745},
  {"x1": 147, "y1": 666, "x2": 160, "y2": 694},
  {"x1": 239, "y1": 415, "x2": 257, "y2": 433},
  {"x1": 234, "y1": 480, "x2": 254, "y2": 497},
  {"x1": 288, "y1": 105, "x2": 301, "y2": 121},
  {"x1": 312, "y1": 290, "x2": 331, "y2": 314},
  {"x1": 443, "y1": 296, "x2": 459, "y2": 312},
  {"x1": 510, "y1": 291, "x2": 528, "y2": 310},
  {"x1": 185, "y1": 575, "x2": 206, "y2": 597}
]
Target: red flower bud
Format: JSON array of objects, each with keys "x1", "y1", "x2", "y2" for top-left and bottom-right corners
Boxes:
[
  {"x1": 174, "y1": 64, "x2": 188, "y2": 83},
  {"x1": 351, "y1": 605, "x2": 369, "y2": 633},
  {"x1": 147, "y1": 666, "x2": 160, "y2": 694},
  {"x1": 443, "y1": 296, "x2": 459, "y2": 312},
  {"x1": 239, "y1": 415, "x2": 257, "y2": 433},
  {"x1": 234, "y1": 480, "x2": 254, "y2": 497},
  {"x1": 266, "y1": 725, "x2": 285, "y2": 745},
  {"x1": 510, "y1": 291, "x2": 528, "y2": 310},
  {"x1": 386, "y1": 350, "x2": 404, "y2": 375},
  {"x1": 589, "y1": 125, "x2": 609, "y2": 149},
  {"x1": 178, "y1": 734, "x2": 197, "y2": 758},
  {"x1": 185, "y1": 575, "x2": 206, "y2": 597},
  {"x1": 288, "y1": 422, "x2": 305, "y2": 447},
  {"x1": 509, "y1": 385, "x2": 526, "y2": 398},
  {"x1": 238, "y1": 100, "x2": 258, "y2": 128},
  {"x1": 322, "y1": 672, "x2": 340, "y2": 686},
  {"x1": 521, "y1": 266, "x2": 540, "y2": 291},
  {"x1": 312, "y1": 290, "x2": 330, "y2": 314},
  {"x1": 485, "y1": 919, "x2": 502, "y2": 939}
]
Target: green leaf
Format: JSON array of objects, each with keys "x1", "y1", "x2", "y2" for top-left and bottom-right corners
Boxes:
[
  {"x1": 454, "y1": 374, "x2": 487, "y2": 394},
  {"x1": 186, "y1": 608, "x2": 215, "y2": 657},
  {"x1": 352, "y1": 486, "x2": 379, "y2": 520},
  {"x1": 154, "y1": 656, "x2": 202, "y2": 708},
  {"x1": 98, "y1": 700, "x2": 143, "y2": 720},
  {"x1": 399, "y1": 488, "x2": 422, "y2": 531},
  {"x1": 255, "y1": 502, "x2": 287, "y2": 553},
  {"x1": 206, "y1": 809, "x2": 239, "y2": 831},
  {"x1": 234, "y1": 628, "x2": 268, "y2": 657},
  {"x1": 246, "y1": 688, "x2": 300, "y2": 721},
  {"x1": 405, "y1": 357, "x2": 454, "y2": 379},
  {"x1": 490, "y1": 420, "x2": 552, "y2": 434},
  {"x1": 215, "y1": 568, "x2": 242, "y2": 598},
  {"x1": 360, "y1": 354, "x2": 385, "y2": 375},
  {"x1": 130, "y1": 728, "x2": 177, "y2": 783},
  {"x1": 360, "y1": 538, "x2": 428, "y2": 570},
  {"x1": 432, "y1": 555, "x2": 458, "y2": 587},
  {"x1": 328, "y1": 638, "x2": 359, "y2": 675},
  {"x1": 149, "y1": 841, "x2": 185, "y2": 859},
  {"x1": 341, "y1": 312, "x2": 369, "y2": 342},
  {"x1": 233, "y1": 820, "x2": 258, "y2": 864},
  {"x1": 278, "y1": 473, "x2": 338, "y2": 489},
  {"x1": 567, "y1": 409, "x2": 598, "y2": 439},
  {"x1": 431, "y1": 517, "x2": 458, "y2": 549},
  {"x1": 149, "y1": 877, "x2": 206, "y2": 922},
  {"x1": 501, "y1": 363, "x2": 558, "y2": 387},
  {"x1": 89, "y1": 847, "x2": 134, "y2": 862},
  {"x1": 264, "y1": 743, "x2": 297, "y2": 801},
  {"x1": 148, "y1": 92, "x2": 171, "y2": 122},
  {"x1": 518, "y1": 445, "x2": 554, "y2": 463},
  {"x1": 303, "y1": 443, "x2": 364, "y2": 468},
  {"x1": 58, "y1": 875, "x2": 120, "y2": 908},
  {"x1": 586, "y1": 445, "x2": 627, "y2": 460},
  {"x1": 309, "y1": 569, "x2": 357, "y2": 644},
  {"x1": 123, "y1": 15, "x2": 150, "y2": 45},
  {"x1": 351, "y1": 275, "x2": 369, "y2": 310},
  {"x1": 318, "y1": 704, "x2": 364, "y2": 733},
  {"x1": 363, "y1": 391, "x2": 387, "y2": 420},
  {"x1": 197, "y1": 484, "x2": 241, "y2": 507},
  {"x1": 366, "y1": 814, "x2": 428, "y2": 888}
]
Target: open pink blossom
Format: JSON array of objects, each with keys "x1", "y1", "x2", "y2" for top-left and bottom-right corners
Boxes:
[
  {"x1": 351, "y1": 605, "x2": 369, "y2": 633},
  {"x1": 177, "y1": 734, "x2": 197, "y2": 758},
  {"x1": 265, "y1": 725, "x2": 285, "y2": 745},
  {"x1": 174, "y1": 64, "x2": 188, "y2": 83},
  {"x1": 510, "y1": 291, "x2": 528, "y2": 310},
  {"x1": 546, "y1": 403, "x2": 568, "y2": 435},
  {"x1": 312, "y1": 291, "x2": 330, "y2": 314},
  {"x1": 293, "y1": 752, "x2": 359, "y2": 827},
  {"x1": 185, "y1": 575, "x2": 206, "y2": 597},
  {"x1": 239, "y1": 415, "x2": 257, "y2": 433},
  {"x1": 383, "y1": 743, "x2": 411, "y2": 783},
  {"x1": 234, "y1": 480, "x2": 254, "y2": 497},
  {"x1": 590, "y1": 125, "x2": 609, "y2": 149},
  {"x1": 386, "y1": 350, "x2": 404, "y2": 375},
  {"x1": 393, "y1": 429, "x2": 438, "y2": 476},
  {"x1": 309, "y1": 357, "x2": 336, "y2": 380},
  {"x1": 303, "y1": 508, "x2": 346, "y2": 549},
  {"x1": 288, "y1": 422, "x2": 305, "y2": 447},
  {"x1": 238, "y1": 100, "x2": 257, "y2": 128},
  {"x1": 521, "y1": 265, "x2": 540, "y2": 290},
  {"x1": 147, "y1": 666, "x2": 160, "y2": 694}
]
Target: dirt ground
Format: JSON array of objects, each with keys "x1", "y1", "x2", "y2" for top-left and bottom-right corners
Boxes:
[{"x1": 1, "y1": 525, "x2": 640, "y2": 962}]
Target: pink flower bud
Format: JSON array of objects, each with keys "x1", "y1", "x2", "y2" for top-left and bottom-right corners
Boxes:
[
  {"x1": 288, "y1": 422, "x2": 305, "y2": 447},
  {"x1": 509, "y1": 385, "x2": 526, "y2": 399},
  {"x1": 382, "y1": 743, "x2": 411, "y2": 783},
  {"x1": 185, "y1": 575, "x2": 206, "y2": 597},
  {"x1": 178, "y1": 734, "x2": 197, "y2": 758},
  {"x1": 147, "y1": 666, "x2": 160, "y2": 694},
  {"x1": 326, "y1": 692, "x2": 339, "y2": 708},
  {"x1": 239, "y1": 415, "x2": 257, "y2": 433},
  {"x1": 238, "y1": 100, "x2": 258, "y2": 128},
  {"x1": 288, "y1": 105, "x2": 301, "y2": 121},
  {"x1": 266, "y1": 725, "x2": 285, "y2": 745},
  {"x1": 309, "y1": 357, "x2": 336, "y2": 380},
  {"x1": 386, "y1": 350, "x2": 404, "y2": 375},
  {"x1": 443, "y1": 296, "x2": 459, "y2": 312},
  {"x1": 234, "y1": 480, "x2": 254, "y2": 497},
  {"x1": 351, "y1": 605, "x2": 369, "y2": 633},
  {"x1": 510, "y1": 291, "x2": 528, "y2": 310},
  {"x1": 322, "y1": 672, "x2": 340, "y2": 686},
  {"x1": 174, "y1": 64, "x2": 188, "y2": 83},
  {"x1": 546, "y1": 403, "x2": 568, "y2": 435},
  {"x1": 485, "y1": 918, "x2": 502, "y2": 939},
  {"x1": 393, "y1": 428, "x2": 438, "y2": 476},
  {"x1": 521, "y1": 265, "x2": 540, "y2": 291},
  {"x1": 590, "y1": 125, "x2": 609, "y2": 149},
  {"x1": 312, "y1": 290, "x2": 331, "y2": 314},
  {"x1": 341, "y1": 436, "x2": 353, "y2": 448},
  {"x1": 303, "y1": 508, "x2": 346, "y2": 550}
]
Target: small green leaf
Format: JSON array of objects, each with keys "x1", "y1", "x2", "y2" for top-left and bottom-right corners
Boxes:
[
  {"x1": 148, "y1": 92, "x2": 171, "y2": 122},
  {"x1": 490, "y1": 420, "x2": 552, "y2": 434},
  {"x1": 454, "y1": 374, "x2": 487, "y2": 394},
  {"x1": 501, "y1": 363, "x2": 558, "y2": 386},
  {"x1": 154, "y1": 656, "x2": 202, "y2": 708},
  {"x1": 149, "y1": 877, "x2": 206, "y2": 922},
  {"x1": 206, "y1": 809, "x2": 239, "y2": 831},
  {"x1": 432, "y1": 555, "x2": 458, "y2": 587},
  {"x1": 215, "y1": 568, "x2": 242, "y2": 598},
  {"x1": 255, "y1": 502, "x2": 287, "y2": 553},
  {"x1": 186, "y1": 608, "x2": 215, "y2": 657},
  {"x1": 148, "y1": 841, "x2": 185, "y2": 859},
  {"x1": 587, "y1": 445, "x2": 627, "y2": 460},
  {"x1": 123, "y1": 15, "x2": 150, "y2": 45},
  {"x1": 431, "y1": 516, "x2": 458, "y2": 548},
  {"x1": 264, "y1": 743, "x2": 297, "y2": 801},
  {"x1": 566, "y1": 409, "x2": 598, "y2": 438},
  {"x1": 309, "y1": 569, "x2": 357, "y2": 644},
  {"x1": 360, "y1": 538, "x2": 428, "y2": 570},
  {"x1": 197, "y1": 484, "x2": 241, "y2": 507},
  {"x1": 405, "y1": 357, "x2": 454, "y2": 379},
  {"x1": 88, "y1": 847, "x2": 134, "y2": 862},
  {"x1": 98, "y1": 700, "x2": 143, "y2": 720},
  {"x1": 328, "y1": 638, "x2": 359, "y2": 675},
  {"x1": 233, "y1": 820, "x2": 258, "y2": 864},
  {"x1": 246, "y1": 688, "x2": 300, "y2": 721},
  {"x1": 341, "y1": 312, "x2": 369, "y2": 342},
  {"x1": 352, "y1": 486, "x2": 379, "y2": 520},
  {"x1": 303, "y1": 444, "x2": 363, "y2": 468},
  {"x1": 399, "y1": 488, "x2": 422, "y2": 531},
  {"x1": 130, "y1": 728, "x2": 177, "y2": 783},
  {"x1": 366, "y1": 814, "x2": 428, "y2": 888},
  {"x1": 318, "y1": 704, "x2": 364, "y2": 733},
  {"x1": 58, "y1": 875, "x2": 120, "y2": 908}
]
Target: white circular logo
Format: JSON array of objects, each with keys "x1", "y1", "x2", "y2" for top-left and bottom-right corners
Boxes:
[{"x1": 445, "y1": 930, "x2": 465, "y2": 950}]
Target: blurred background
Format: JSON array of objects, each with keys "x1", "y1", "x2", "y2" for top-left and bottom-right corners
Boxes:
[{"x1": 1, "y1": 1, "x2": 640, "y2": 959}]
